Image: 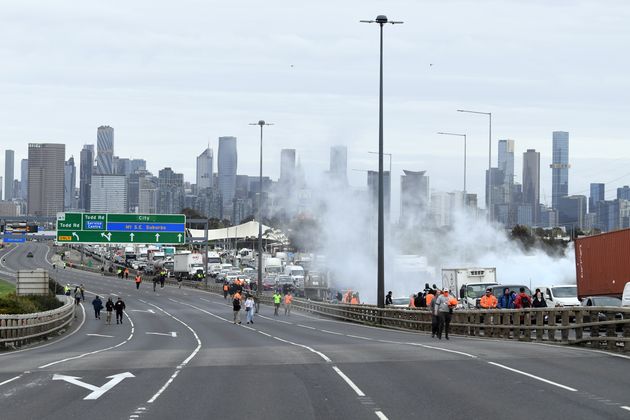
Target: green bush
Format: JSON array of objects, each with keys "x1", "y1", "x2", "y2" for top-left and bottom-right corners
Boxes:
[{"x1": 0, "y1": 293, "x2": 64, "y2": 315}]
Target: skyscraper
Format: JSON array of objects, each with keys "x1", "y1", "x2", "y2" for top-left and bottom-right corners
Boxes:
[
  {"x1": 157, "y1": 167, "x2": 184, "y2": 214},
  {"x1": 64, "y1": 157, "x2": 76, "y2": 210},
  {"x1": 96, "y1": 125, "x2": 114, "y2": 175},
  {"x1": 79, "y1": 145, "x2": 94, "y2": 211},
  {"x1": 20, "y1": 159, "x2": 28, "y2": 200},
  {"x1": 551, "y1": 131, "x2": 569, "y2": 210},
  {"x1": 400, "y1": 170, "x2": 430, "y2": 224},
  {"x1": 90, "y1": 174, "x2": 128, "y2": 213},
  {"x1": 329, "y1": 145, "x2": 348, "y2": 185},
  {"x1": 558, "y1": 195, "x2": 586, "y2": 230},
  {"x1": 27, "y1": 143, "x2": 65, "y2": 216},
  {"x1": 217, "y1": 136, "x2": 237, "y2": 211},
  {"x1": 522, "y1": 149, "x2": 540, "y2": 224},
  {"x1": 498, "y1": 140, "x2": 514, "y2": 186},
  {"x1": 196, "y1": 147, "x2": 213, "y2": 190},
  {"x1": 280, "y1": 149, "x2": 296, "y2": 185},
  {"x1": 367, "y1": 170, "x2": 391, "y2": 222},
  {"x1": 617, "y1": 186, "x2": 630, "y2": 201},
  {"x1": 4, "y1": 150, "x2": 14, "y2": 201},
  {"x1": 589, "y1": 183, "x2": 605, "y2": 213}
]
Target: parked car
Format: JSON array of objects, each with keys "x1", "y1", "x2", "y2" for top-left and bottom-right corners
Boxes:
[{"x1": 581, "y1": 296, "x2": 623, "y2": 327}]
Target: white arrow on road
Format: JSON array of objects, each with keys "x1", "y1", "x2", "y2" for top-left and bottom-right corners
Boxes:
[
  {"x1": 130, "y1": 233, "x2": 135, "y2": 241},
  {"x1": 155, "y1": 233, "x2": 160, "y2": 242},
  {"x1": 146, "y1": 331, "x2": 177, "y2": 337},
  {"x1": 101, "y1": 232, "x2": 112, "y2": 241},
  {"x1": 86, "y1": 333, "x2": 114, "y2": 338},
  {"x1": 130, "y1": 309, "x2": 155, "y2": 314},
  {"x1": 72, "y1": 232, "x2": 80, "y2": 241},
  {"x1": 52, "y1": 372, "x2": 135, "y2": 400},
  {"x1": 177, "y1": 233, "x2": 182, "y2": 242}
]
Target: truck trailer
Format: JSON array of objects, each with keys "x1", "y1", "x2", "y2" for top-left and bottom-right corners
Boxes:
[{"x1": 575, "y1": 229, "x2": 630, "y2": 299}]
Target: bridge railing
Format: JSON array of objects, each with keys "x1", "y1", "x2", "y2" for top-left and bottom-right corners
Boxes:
[{"x1": 0, "y1": 295, "x2": 75, "y2": 349}]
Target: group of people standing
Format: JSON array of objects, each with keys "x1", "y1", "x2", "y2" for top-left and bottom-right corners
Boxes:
[
  {"x1": 480, "y1": 287, "x2": 547, "y2": 309},
  {"x1": 91, "y1": 295, "x2": 126, "y2": 325},
  {"x1": 232, "y1": 291, "x2": 257, "y2": 324},
  {"x1": 273, "y1": 290, "x2": 293, "y2": 316}
]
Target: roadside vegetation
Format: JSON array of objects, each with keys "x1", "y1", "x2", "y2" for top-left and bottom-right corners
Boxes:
[{"x1": 0, "y1": 279, "x2": 65, "y2": 314}]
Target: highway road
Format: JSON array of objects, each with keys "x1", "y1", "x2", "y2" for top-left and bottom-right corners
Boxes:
[{"x1": 1, "y1": 242, "x2": 629, "y2": 419}]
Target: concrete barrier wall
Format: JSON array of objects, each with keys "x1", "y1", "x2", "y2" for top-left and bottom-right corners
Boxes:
[{"x1": 0, "y1": 295, "x2": 75, "y2": 349}]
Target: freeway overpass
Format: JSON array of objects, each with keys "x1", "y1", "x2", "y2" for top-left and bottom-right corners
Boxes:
[{"x1": 0, "y1": 243, "x2": 629, "y2": 419}]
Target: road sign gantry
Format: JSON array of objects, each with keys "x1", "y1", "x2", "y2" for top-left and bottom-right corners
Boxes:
[{"x1": 56, "y1": 213, "x2": 186, "y2": 244}]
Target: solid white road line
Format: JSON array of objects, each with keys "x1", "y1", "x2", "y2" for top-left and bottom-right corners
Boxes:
[
  {"x1": 408, "y1": 343, "x2": 477, "y2": 359},
  {"x1": 487, "y1": 362, "x2": 577, "y2": 392},
  {"x1": 272, "y1": 336, "x2": 332, "y2": 363},
  {"x1": 621, "y1": 406, "x2": 630, "y2": 412},
  {"x1": 375, "y1": 411, "x2": 389, "y2": 420},
  {"x1": 143, "y1": 301, "x2": 202, "y2": 404},
  {"x1": 321, "y1": 330, "x2": 343, "y2": 336},
  {"x1": 332, "y1": 366, "x2": 365, "y2": 397},
  {"x1": 86, "y1": 334, "x2": 114, "y2": 338},
  {"x1": 0, "y1": 375, "x2": 23, "y2": 387},
  {"x1": 39, "y1": 309, "x2": 135, "y2": 369}
]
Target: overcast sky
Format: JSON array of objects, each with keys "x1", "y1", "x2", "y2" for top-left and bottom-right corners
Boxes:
[{"x1": 2, "y1": 0, "x2": 630, "y2": 215}]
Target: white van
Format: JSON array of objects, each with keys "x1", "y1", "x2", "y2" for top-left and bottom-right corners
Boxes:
[
  {"x1": 622, "y1": 282, "x2": 630, "y2": 307},
  {"x1": 541, "y1": 285, "x2": 580, "y2": 307}
]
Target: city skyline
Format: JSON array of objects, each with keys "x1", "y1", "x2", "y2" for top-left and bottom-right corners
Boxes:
[{"x1": 2, "y1": 2, "x2": 630, "y2": 217}]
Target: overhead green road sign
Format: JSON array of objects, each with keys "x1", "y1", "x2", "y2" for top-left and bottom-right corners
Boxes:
[{"x1": 56, "y1": 213, "x2": 186, "y2": 244}]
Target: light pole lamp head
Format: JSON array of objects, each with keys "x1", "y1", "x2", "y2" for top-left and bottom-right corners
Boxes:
[
  {"x1": 258, "y1": 120, "x2": 265, "y2": 126},
  {"x1": 376, "y1": 15, "x2": 388, "y2": 24}
]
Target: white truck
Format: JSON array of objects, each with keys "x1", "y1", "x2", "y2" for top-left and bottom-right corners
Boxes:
[
  {"x1": 441, "y1": 267, "x2": 498, "y2": 308},
  {"x1": 284, "y1": 265, "x2": 305, "y2": 288},
  {"x1": 207, "y1": 251, "x2": 222, "y2": 277},
  {"x1": 263, "y1": 257, "x2": 283, "y2": 276},
  {"x1": 174, "y1": 252, "x2": 205, "y2": 280}
]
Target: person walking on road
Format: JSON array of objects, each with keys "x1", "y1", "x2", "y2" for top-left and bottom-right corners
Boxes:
[
  {"x1": 153, "y1": 276, "x2": 158, "y2": 292},
  {"x1": 223, "y1": 282, "x2": 229, "y2": 299},
  {"x1": 124, "y1": 268, "x2": 130, "y2": 280},
  {"x1": 114, "y1": 297, "x2": 126, "y2": 324},
  {"x1": 273, "y1": 291, "x2": 282, "y2": 316},
  {"x1": 105, "y1": 297, "x2": 114, "y2": 325},
  {"x1": 135, "y1": 274, "x2": 142, "y2": 290},
  {"x1": 435, "y1": 289, "x2": 457, "y2": 340},
  {"x1": 233, "y1": 293, "x2": 242, "y2": 324},
  {"x1": 80, "y1": 284, "x2": 86, "y2": 301},
  {"x1": 284, "y1": 292, "x2": 293, "y2": 316},
  {"x1": 245, "y1": 294, "x2": 255, "y2": 324},
  {"x1": 429, "y1": 290, "x2": 439, "y2": 338},
  {"x1": 92, "y1": 295, "x2": 103, "y2": 319},
  {"x1": 74, "y1": 287, "x2": 82, "y2": 306}
]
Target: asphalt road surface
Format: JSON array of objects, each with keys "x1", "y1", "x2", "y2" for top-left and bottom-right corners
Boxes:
[{"x1": 1, "y1": 243, "x2": 629, "y2": 420}]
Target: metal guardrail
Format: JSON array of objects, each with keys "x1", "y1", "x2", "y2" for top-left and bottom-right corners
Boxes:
[
  {"x1": 0, "y1": 295, "x2": 75, "y2": 349},
  {"x1": 64, "y1": 260, "x2": 630, "y2": 352}
]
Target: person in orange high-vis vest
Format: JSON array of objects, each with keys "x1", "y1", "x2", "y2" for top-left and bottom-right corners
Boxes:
[
  {"x1": 223, "y1": 282, "x2": 229, "y2": 299},
  {"x1": 135, "y1": 275, "x2": 142, "y2": 290},
  {"x1": 284, "y1": 292, "x2": 293, "y2": 316},
  {"x1": 480, "y1": 289, "x2": 498, "y2": 309},
  {"x1": 350, "y1": 293, "x2": 360, "y2": 305},
  {"x1": 409, "y1": 294, "x2": 416, "y2": 308}
]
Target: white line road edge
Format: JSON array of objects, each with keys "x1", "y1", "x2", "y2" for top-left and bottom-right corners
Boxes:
[
  {"x1": 0, "y1": 374, "x2": 23, "y2": 387},
  {"x1": 332, "y1": 366, "x2": 365, "y2": 397},
  {"x1": 140, "y1": 300, "x2": 201, "y2": 404},
  {"x1": 39, "y1": 307, "x2": 135, "y2": 369},
  {"x1": 487, "y1": 361, "x2": 578, "y2": 392}
]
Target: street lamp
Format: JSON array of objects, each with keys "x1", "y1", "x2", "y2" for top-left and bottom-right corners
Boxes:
[
  {"x1": 457, "y1": 109, "x2": 492, "y2": 220},
  {"x1": 361, "y1": 15, "x2": 403, "y2": 309},
  {"x1": 249, "y1": 120, "x2": 273, "y2": 297},
  {"x1": 436, "y1": 132, "x2": 467, "y2": 201}
]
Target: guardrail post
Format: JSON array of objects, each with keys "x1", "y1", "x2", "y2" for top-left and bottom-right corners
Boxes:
[
  {"x1": 502, "y1": 311, "x2": 511, "y2": 339},
  {"x1": 523, "y1": 310, "x2": 531, "y2": 341},
  {"x1": 606, "y1": 312, "x2": 616, "y2": 351},
  {"x1": 623, "y1": 315, "x2": 630, "y2": 353},
  {"x1": 547, "y1": 309, "x2": 556, "y2": 342},
  {"x1": 535, "y1": 310, "x2": 544, "y2": 341},
  {"x1": 561, "y1": 310, "x2": 570, "y2": 343},
  {"x1": 589, "y1": 310, "x2": 599, "y2": 348},
  {"x1": 574, "y1": 310, "x2": 583, "y2": 343}
]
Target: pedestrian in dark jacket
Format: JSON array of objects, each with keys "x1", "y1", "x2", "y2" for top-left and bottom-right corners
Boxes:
[
  {"x1": 92, "y1": 296, "x2": 103, "y2": 319},
  {"x1": 385, "y1": 291, "x2": 393, "y2": 305},
  {"x1": 532, "y1": 288, "x2": 547, "y2": 308},
  {"x1": 114, "y1": 297, "x2": 126, "y2": 324},
  {"x1": 105, "y1": 297, "x2": 114, "y2": 324},
  {"x1": 498, "y1": 288, "x2": 515, "y2": 309}
]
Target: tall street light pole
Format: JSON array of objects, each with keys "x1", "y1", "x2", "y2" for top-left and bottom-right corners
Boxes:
[
  {"x1": 437, "y1": 132, "x2": 467, "y2": 203},
  {"x1": 361, "y1": 15, "x2": 403, "y2": 309},
  {"x1": 249, "y1": 120, "x2": 273, "y2": 297},
  {"x1": 457, "y1": 109, "x2": 492, "y2": 220}
]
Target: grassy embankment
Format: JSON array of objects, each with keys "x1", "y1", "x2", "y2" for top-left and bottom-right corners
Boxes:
[{"x1": 0, "y1": 279, "x2": 64, "y2": 314}]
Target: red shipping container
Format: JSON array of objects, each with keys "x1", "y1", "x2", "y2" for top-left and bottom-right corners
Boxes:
[{"x1": 575, "y1": 228, "x2": 630, "y2": 298}]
